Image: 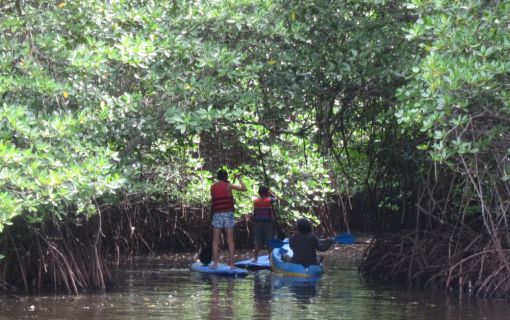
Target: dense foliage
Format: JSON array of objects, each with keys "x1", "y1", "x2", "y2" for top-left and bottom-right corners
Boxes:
[
  {"x1": 0, "y1": 0, "x2": 413, "y2": 233},
  {"x1": 366, "y1": 0, "x2": 510, "y2": 298},
  {"x1": 1, "y1": 0, "x2": 509, "y2": 296}
]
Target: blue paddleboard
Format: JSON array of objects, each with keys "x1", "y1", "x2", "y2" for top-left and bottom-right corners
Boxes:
[
  {"x1": 234, "y1": 255, "x2": 271, "y2": 270},
  {"x1": 190, "y1": 261, "x2": 249, "y2": 277}
]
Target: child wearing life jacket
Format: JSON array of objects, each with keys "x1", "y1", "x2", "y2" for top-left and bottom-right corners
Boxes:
[{"x1": 252, "y1": 185, "x2": 277, "y2": 262}]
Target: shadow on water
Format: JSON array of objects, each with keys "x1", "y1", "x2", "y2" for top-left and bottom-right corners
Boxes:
[{"x1": 0, "y1": 259, "x2": 509, "y2": 320}]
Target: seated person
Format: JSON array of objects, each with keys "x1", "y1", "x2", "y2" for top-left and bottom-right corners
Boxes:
[{"x1": 288, "y1": 218, "x2": 334, "y2": 267}]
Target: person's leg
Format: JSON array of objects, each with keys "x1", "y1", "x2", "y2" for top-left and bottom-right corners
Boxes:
[
  {"x1": 253, "y1": 222, "x2": 262, "y2": 262},
  {"x1": 211, "y1": 227, "x2": 221, "y2": 268},
  {"x1": 225, "y1": 228, "x2": 235, "y2": 267},
  {"x1": 263, "y1": 222, "x2": 274, "y2": 255}
]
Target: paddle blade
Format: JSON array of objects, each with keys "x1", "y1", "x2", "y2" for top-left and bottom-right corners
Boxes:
[
  {"x1": 199, "y1": 242, "x2": 212, "y2": 265},
  {"x1": 268, "y1": 238, "x2": 284, "y2": 249},
  {"x1": 335, "y1": 233, "x2": 354, "y2": 244}
]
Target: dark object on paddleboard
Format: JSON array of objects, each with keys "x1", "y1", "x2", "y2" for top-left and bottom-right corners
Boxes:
[
  {"x1": 199, "y1": 241, "x2": 213, "y2": 265},
  {"x1": 234, "y1": 255, "x2": 271, "y2": 270},
  {"x1": 190, "y1": 261, "x2": 249, "y2": 277}
]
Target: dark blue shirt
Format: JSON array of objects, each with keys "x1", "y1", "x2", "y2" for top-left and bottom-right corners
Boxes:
[{"x1": 289, "y1": 233, "x2": 334, "y2": 267}]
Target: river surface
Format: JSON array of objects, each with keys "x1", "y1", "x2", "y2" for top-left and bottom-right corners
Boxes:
[{"x1": 0, "y1": 255, "x2": 508, "y2": 320}]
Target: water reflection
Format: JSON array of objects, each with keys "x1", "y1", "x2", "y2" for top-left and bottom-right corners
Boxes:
[
  {"x1": 272, "y1": 274, "x2": 319, "y2": 304},
  {"x1": 208, "y1": 276, "x2": 235, "y2": 320},
  {"x1": 288, "y1": 282, "x2": 318, "y2": 304},
  {"x1": 253, "y1": 272, "x2": 272, "y2": 319},
  {"x1": 0, "y1": 265, "x2": 509, "y2": 319}
]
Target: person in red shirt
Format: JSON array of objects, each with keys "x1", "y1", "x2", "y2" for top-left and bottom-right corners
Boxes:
[
  {"x1": 210, "y1": 169, "x2": 247, "y2": 268},
  {"x1": 252, "y1": 185, "x2": 277, "y2": 262}
]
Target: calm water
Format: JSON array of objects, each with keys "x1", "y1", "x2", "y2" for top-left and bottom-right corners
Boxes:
[{"x1": 0, "y1": 256, "x2": 508, "y2": 320}]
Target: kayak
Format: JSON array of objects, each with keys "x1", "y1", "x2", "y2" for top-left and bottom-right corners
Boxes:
[
  {"x1": 270, "y1": 244, "x2": 323, "y2": 278},
  {"x1": 234, "y1": 255, "x2": 271, "y2": 270},
  {"x1": 190, "y1": 261, "x2": 249, "y2": 277}
]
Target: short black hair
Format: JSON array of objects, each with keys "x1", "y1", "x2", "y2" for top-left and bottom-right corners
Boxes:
[
  {"x1": 217, "y1": 169, "x2": 228, "y2": 181},
  {"x1": 258, "y1": 185, "x2": 269, "y2": 196},
  {"x1": 297, "y1": 218, "x2": 312, "y2": 234}
]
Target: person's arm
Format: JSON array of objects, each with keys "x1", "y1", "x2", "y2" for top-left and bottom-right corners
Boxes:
[
  {"x1": 268, "y1": 190, "x2": 278, "y2": 203},
  {"x1": 315, "y1": 235, "x2": 335, "y2": 252},
  {"x1": 229, "y1": 175, "x2": 247, "y2": 192},
  {"x1": 288, "y1": 234, "x2": 296, "y2": 250}
]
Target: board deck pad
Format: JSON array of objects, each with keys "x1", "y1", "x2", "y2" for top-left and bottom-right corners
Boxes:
[
  {"x1": 234, "y1": 255, "x2": 271, "y2": 270},
  {"x1": 190, "y1": 261, "x2": 249, "y2": 277}
]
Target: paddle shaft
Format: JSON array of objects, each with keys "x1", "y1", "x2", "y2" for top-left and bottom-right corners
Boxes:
[
  {"x1": 256, "y1": 139, "x2": 285, "y2": 240},
  {"x1": 271, "y1": 234, "x2": 354, "y2": 249},
  {"x1": 256, "y1": 141, "x2": 270, "y2": 189}
]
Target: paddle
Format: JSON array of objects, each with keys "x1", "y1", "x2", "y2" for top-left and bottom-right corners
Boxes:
[
  {"x1": 269, "y1": 234, "x2": 355, "y2": 249},
  {"x1": 269, "y1": 238, "x2": 288, "y2": 249},
  {"x1": 254, "y1": 139, "x2": 285, "y2": 240},
  {"x1": 335, "y1": 233, "x2": 354, "y2": 244}
]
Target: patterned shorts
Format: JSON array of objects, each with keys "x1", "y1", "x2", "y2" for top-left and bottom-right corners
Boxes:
[{"x1": 212, "y1": 212, "x2": 235, "y2": 229}]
